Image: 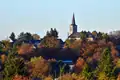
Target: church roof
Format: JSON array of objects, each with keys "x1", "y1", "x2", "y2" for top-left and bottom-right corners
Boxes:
[
  {"x1": 68, "y1": 32, "x2": 96, "y2": 39},
  {"x1": 68, "y1": 32, "x2": 81, "y2": 38}
]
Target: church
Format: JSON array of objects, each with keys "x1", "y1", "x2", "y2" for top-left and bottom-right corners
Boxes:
[{"x1": 68, "y1": 13, "x2": 95, "y2": 41}]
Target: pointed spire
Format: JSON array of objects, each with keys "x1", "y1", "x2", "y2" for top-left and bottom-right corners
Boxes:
[{"x1": 72, "y1": 13, "x2": 76, "y2": 25}]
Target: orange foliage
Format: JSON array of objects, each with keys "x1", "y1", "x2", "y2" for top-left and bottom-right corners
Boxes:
[
  {"x1": 39, "y1": 36, "x2": 60, "y2": 48},
  {"x1": 80, "y1": 40, "x2": 116, "y2": 61},
  {"x1": 58, "y1": 73, "x2": 86, "y2": 80},
  {"x1": 17, "y1": 43, "x2": 34, "y2": 54},
  {"x1": 12, "y1": 75, "x2": 30, "y2": 80},
  {"x1": 117, "y1": 73, "x2": 120, "y2": 80},
  {"x1": 70, "y1": 40, "x2": 81, "y2": 51},
  {"x1": 44, "y1": 76, "x2": 53, "y2": 80},
  {"x1": 1, "y1": 54, "x2": 7, "y2": 63},
  {"x1": 111, "y1": 46, "x2": 119, "y2": 58},
  {"x1": 74, "y1": 57, "x2": 85, "y2": 73},
  {"x1": 28, "y1": 57, "x2": 49, "y2": 78}
]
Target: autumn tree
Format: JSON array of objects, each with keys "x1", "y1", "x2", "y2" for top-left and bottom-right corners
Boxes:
[
  {"x1": 64, "y1": 39, "x2": 75, "y2": 48},
  {"x1": 1, "y1": 54, "x2": 7, "y2": 63},
  {"x1": 58, "y1": 73, "x2": 87, "y2": 80},
  {"x1": 32, "y1": 34, "x2": 40, "y2": 40},
  {"x1": 40, "y1": 36, "x2": 60, "y2": 48},
  {"x1": 92, "y1": 31, "x2": 97, "y2": 37},
  {"x1": 1, "y1": 40, "x2": 11, "y2": 52},
  {"x1": 28, "y1": 56, "x2": 50, "y2": 79},
  {"x1": 17, "y1": 43, "x2": 34, "y2": 54},
  {"x1": 74, "y1": 57, "x2": 85, "y2": 73},
  {"x1": 12, "y1": 75, "x2": 30, "y2": 80}
]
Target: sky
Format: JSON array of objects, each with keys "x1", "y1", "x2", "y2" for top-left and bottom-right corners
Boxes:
[{"x1": 0, "y1": 0, "x2": 120, "y2": 40}]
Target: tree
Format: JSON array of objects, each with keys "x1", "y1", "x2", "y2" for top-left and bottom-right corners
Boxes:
[
  {"x1": 53, "y1": 28, "x2": 58, "y2": 38},
  {"x1": 32, "y1": 34, "x2": 40, "y2": 40},
  {"x1": 17, "y1": 43, "x2": 34, "y2": 54},
  {"x1": 18, "y1": 32, "x2": 33, "y2": 41},
  {"x1": 97, "y1": 32, "x2": 103, "y2": 40},
  {"x1": 92, "y1": 31, "x2": 97, "y2": 37},
  {"x1": 46, "y1": 28, "x2": 58, "y2": 38},
  {"x1": 95, "y1": 48, "x2": 115, "y2": 79},
  {"x1": 74, "y1": 57, "x2": 85, "y2": 73},
  {"x1": 102, "y1": 33, "x2": 109, "y2": 41},
  {"x1": 28, "y1": 56, "x2": 50, "y2": 79},
  {"x1": 3, "y1": 50, "x2": 28, "y2": 79},
  {"x1": 9, "y1": 32, "x2": 16, "y2": 42},
  {"x1": 80, "y1": 32, "x2": 87, "y2": 40},
  {"x1": 58, "y1": 73, "x2": 87, "y2": 80},
  {"x1": 1, "y1": 40, "x2": 11, "y2": 52},
  {"x1": 1, "y1": 54, "x2": 7, "y2": 63},
  {"x1": 40, "y1": 36, "x2": 60, "y2": 48},
  {"x1": 81, "y1": 63, "x2": 94, "y2": 80},
  {"x1": 64, "y1": 39, "x2": 75, "y2": 48},
  {"x1": 12, "y1": 75, "x2": 30, "y2": 80}
]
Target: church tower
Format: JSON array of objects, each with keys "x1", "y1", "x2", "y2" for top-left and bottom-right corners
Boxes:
[{"x1": 69, "y1": 13, "x2": 77, "y2": 35}]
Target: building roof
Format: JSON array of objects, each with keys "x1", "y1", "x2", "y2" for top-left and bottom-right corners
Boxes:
[
  {"x1": 20, "y1": 48, "x2": 79, "y2": 63},
  {"x1": 72, "y1": 13, "x2": 76, "y2": 25},
  {"x1": 68, "y1": 32, "x2": 81, "y2": 38},
  {"x1": 68, "y1": 32, "x2": 96, "y2": 39},
  {"x1": 57, "y1": 39, "x2": 65, "y2": 44}
]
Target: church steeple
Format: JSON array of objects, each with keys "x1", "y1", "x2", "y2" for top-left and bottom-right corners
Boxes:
[
  {"x1": 69, "y1": 13, "x2": 77, "y2": 36},
  {"x1": 72, "y1": 13, "x2": 76, "y2": 25}
]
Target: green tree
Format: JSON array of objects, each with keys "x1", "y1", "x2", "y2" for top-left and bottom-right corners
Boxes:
[
  {"x1": 97, "y1": 32, "x2": 103, "y2": 40},
  {"x1": 80, "y1": 32, "x2": 87, "y2": 40},
  {"x1": 64, "y1": 39, "x2": 75, "y2": 48},
  {"x1": 18, "y1": 32, "x2": 33, "y2": 41},
  {"x1": 46, "y1": 28, "x2": 58, "y2": 38},
  {"x1": 1, "y1": 40, "x2": 11, "y2": 52},
  {"x1": 102, "y1": 33, "x2": 109, "y2": 41},
  {"x1": 96, "y1": 48, "x2": 115, "y2": 79},
  {"x1": 9, "y1": 32, "x2": 16, "y2": 42},
  {"x1": 3, "y1": 49, "x2": 28, "y2": 80},
  {"x1": 81, "y1": 63, "x2": 94, "y2": 80}
]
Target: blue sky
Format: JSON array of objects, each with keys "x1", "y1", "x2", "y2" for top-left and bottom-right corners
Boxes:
[{"x1": 0, "y1": 0, "x2": 120, "y2": 40}]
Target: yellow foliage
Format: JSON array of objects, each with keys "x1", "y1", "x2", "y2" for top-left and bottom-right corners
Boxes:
[{"x1": 1, "y1": 54, "x2": 7, "y2": 63}]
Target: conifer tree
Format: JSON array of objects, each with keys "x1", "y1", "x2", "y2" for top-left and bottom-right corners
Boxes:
[
  {"x1": 96, "y1": 47, "x2": 115, "y2": 79},
  {"x1": 81, "y1": 63, "x2": 94, "y2": 80},
  {"x1": 2, "y1": 49, "x2": 28, "y2": 80},
  {"x1": 9, "y1": 32, "x2": 16, "y2": 42}
]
